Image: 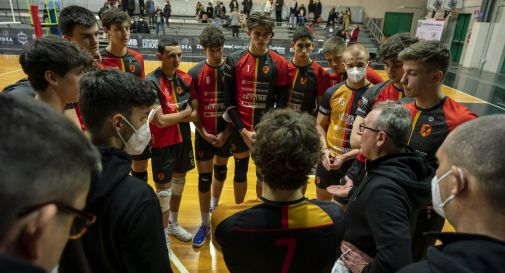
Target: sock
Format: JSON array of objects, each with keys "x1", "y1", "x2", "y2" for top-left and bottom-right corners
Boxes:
[
  {"x1": 211, "y1": 196, "x2": 220, "y2": 209},
  {"x1": 201, "y1": 212, "x2": 210, "y2": 226},
  {"x1": 131, "y1": 170, "x2": 148, "y2": 182},
  {"x1": 169, "y1": 211, "x2": 178, "y2": 225}
]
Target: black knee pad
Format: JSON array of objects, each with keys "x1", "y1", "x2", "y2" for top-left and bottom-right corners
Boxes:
[
  {"x1": 234, "y1": 156, "x2": 249, "y2": 183},
  {"x1": 214, "y1": 165, "x2": 228, "y2": 182},
  {"x1": 131, "y1": 170, "x2": 148, "y2": 182},
  {"x1": 198, "y1": 172, "x2": 213, "y2": 193}
]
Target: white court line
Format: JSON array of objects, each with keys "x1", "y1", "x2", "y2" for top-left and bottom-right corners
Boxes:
[
  {"x1": 0, "y1": 69, "x2": 22, "y2": 77},
  {"x1": 170, "y1": 249, "x2": 190, "y2": 273}
]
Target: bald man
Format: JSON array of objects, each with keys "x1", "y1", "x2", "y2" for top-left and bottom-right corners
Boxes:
[
  {"x1": 398, "y1": 114, "x2": 505, "y2": 273},
  {"x1": 316, "y1": 44, "x2": 372, "y2": 200}
]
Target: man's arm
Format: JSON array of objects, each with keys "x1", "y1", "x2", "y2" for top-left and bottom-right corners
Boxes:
[
  {"x1": 223, "y1": 56, "x2": 245, "y2": 130},
  {"x1": 316, "y1": 113, "x2": 333, "y2": 170},
  {"x1": 153, "y1": 105, "x2": 192, "y2": 128}
]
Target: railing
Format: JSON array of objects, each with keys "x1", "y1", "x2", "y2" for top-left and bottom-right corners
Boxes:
[{"x1": 363, "y1": 11, "x2": 384, "y2": 46}]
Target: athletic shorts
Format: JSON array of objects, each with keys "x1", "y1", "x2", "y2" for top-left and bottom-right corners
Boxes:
[
  {"x1": 194, "y1": 131, "x2": 232, "y2": 161},
  {"x1": 228, "y1": 127, "x2": 250, "y2": 154},
  {"x1": 130, "y1": 145, "x2": 152, "y2": 161},
  {"x1": 315, "y1": 159, "x2": 353, "y2": 189},
  {"x1": 151, "y1": 140, "x2": 195, "y2": 184}
]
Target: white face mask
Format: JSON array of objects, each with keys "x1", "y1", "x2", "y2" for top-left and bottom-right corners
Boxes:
[
  {"x1": 346, "y1": 66, "x2": 367, "y2": 83},
  {"x1": 431, "y1": 168, "x2": 463, "y2": 218},
  {"x1": 117, "y1": 116, "x2": 151, "y2": 155}
]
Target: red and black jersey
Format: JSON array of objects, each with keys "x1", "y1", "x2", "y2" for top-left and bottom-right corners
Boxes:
[
  {"x1": 328, "y1": 67, "x2": 384, "y2": 87},
  {"x1": 403, "y1": 97, "x2": 477, "y2": 168},
  {"x1": 356, "y1": 80, "x2": 406, "y2": 118},
  {"x1": 211, "y1": 197, "x2": 345, "y2": 273},
  {"x1": 188, "y1": 61, "x2": 227, "y2": 135},
  {"x1": 224, "y1": 49, "x2": 290, "y2": 131},
  {"x1": 287, "y1": 61, "x2": 330, "y2": 115},
  {"x1": 146, "y1": 68, "x2": 194, "y2": 148},
  {"x1": 99, "y1": 48, "x2": 145, "y2": 78}
]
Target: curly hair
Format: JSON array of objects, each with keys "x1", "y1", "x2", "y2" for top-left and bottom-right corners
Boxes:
[
  {"x1": 101, "y1": 8, "x2": 130, "y2": 29},
  {"x1": 378, "y1": 33, "x2": 418, "y2": 61},
  {"x1": 246, "y1": 12, "x2": 275, "y2": 33},
  {"x1": 200, "y1": 25, "x2": 225, "y2": 48},
  {"x1": 252, "y1": 109, "x2": 321, "y2": 190}
]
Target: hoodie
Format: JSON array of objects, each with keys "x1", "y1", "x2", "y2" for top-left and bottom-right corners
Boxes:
[
  {"x1": 59, "y1": 146, "x2": 172, "y2": 273},
  {"x1": 343, "y1": 151, "x2": 433, "y2": 273},
  {"x1": 397, "y1": 232, "x2": 505, "y2": 273}
]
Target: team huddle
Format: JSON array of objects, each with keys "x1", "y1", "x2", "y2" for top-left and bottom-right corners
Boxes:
[{"x1": 4, "y1": 4, "x2": 503, "y2": 273}]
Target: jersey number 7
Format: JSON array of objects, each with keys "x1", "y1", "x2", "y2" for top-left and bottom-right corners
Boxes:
[{"x1": 275, "y1": 238, "x2": 297, "y2": 273}]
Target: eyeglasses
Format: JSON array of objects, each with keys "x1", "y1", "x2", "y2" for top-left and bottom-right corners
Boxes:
[
  {"x1": 18, "y1": 201, "x2": 96, "y2": 239},
  {"x1": 358, "y1": 123, "x2": 391, "y2": 137}
]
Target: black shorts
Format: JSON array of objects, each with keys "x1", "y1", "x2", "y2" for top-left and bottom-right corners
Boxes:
[
  {"x1": 194, "y1": 131, "x2": 232, "y2": 161},
  {"x1": 315, "y1": 159, "x2": 353, "y2": 189},
  {"x1": 151, "y1": 140, "x2": 195, "y2": 184},
  {"x1": 228, "y1": 127, "x2": 250, "y2": 154},
  {"x1": 129, "y1": 145, "x2": 152, "y2": 161}
]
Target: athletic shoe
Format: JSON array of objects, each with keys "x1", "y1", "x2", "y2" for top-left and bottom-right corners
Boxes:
[
  {"x1": 192, "y1": 223, "x2": 211, "y2": 248},
  {"x1": 167, "y1": 223, "x2": 193, "y2": 242}
]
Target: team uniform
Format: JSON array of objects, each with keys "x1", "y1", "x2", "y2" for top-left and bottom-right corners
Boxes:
[
  {"x1": 287, "y1": 61, "x2": 330, "y2": 115},
  {"x1": 224, "y1": 49, "x2": 290, "y2": 153},
  {"x1": 211, "y1": 197, "x2": 345, "y2": 273},
  {"x1": 99, "y1": 48, "x2": 145, "y2": 78},
  {"x1": 403, "y1": 96, "x2": 477, "y2": 261},
  {"x1": 145, "y1": 68, "x2": 195, "y2": 184},
  {"x1": 356, "y1": 80, "x2": 407, "y2": 118},
  {"x1": 317, "y1": 81, "x2": 372, "y2": 189},
  {"x1": 188, "y1": 61, "x2": 231, "y2": 161},
  {"x1": 328, "y1": 67, "x2": 383, "y2": 87}
]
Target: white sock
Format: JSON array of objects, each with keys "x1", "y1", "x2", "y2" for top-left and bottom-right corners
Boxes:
[
  {"x1": 169, "y1": 211, "x2": 178, "y2": 225},
  {"x1": 201, "y1": 213, "x2": 210, "y2": 226},
  {"x1": 211, "y1": 196, "x2": 220, "y2": 209}
]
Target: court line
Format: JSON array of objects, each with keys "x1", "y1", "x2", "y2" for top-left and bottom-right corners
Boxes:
[
  {"x1": 0, "y1": 69, "x2": 22, "y2": 77},
  {"x1": 170, "y1": 249, "x2": 190, "y2": 273}
]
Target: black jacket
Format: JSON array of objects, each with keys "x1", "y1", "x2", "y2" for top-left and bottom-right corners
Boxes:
[
  {"x1": 59, "y1": 146, "x2": 172, "y2": 273},
  {"x1": 344, "y1": 151, "x2": 433, "y2": 273},
  {"x1": 0, "y1": 255, "x2": 45, "y2": 273},
  {"x1": 2, "y1": 78, "x2": 35, "y2": 97},
  {"x1": 398, "y1": 232, "x2": 505, "y2": 273}
]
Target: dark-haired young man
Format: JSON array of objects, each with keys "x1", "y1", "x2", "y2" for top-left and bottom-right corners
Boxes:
[
  {"x1": 146, "y1": 38, "x2": 196, "y2": 243},
  {"x1": 188, "y1": 26, "x2": 242, "y2": 247},
  {"x1": 18, "y1": 35, "x2": 93, "y2": 113},
  {"x1": 287, "y1": 26, "x2": 329, "y2": 114},
  {"x1": 0, "y1": 94, "x2": 100, "y2": 273},
  {"x1": 100, "y1": 8, "x2": 148, "y2": 181},
  {"x1": 398, "y1": 40, "x2": 477, "y2": 261},
  {"x1": 224, "y1": 12, "x2": 290, "y2": 198},
  {"x1": 212, "y1": 109, "x2": 345, "y2": 273},
  {"x1": 322, "y1": 37, "x2": 383, "y2": 86},
  {"x1": 59, "y1": 69, "x2": 173, "y2": 273}
]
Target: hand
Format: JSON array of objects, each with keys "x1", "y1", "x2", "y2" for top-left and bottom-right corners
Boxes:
[
  {"x1": 321, "y1": 148, "x2": 334, "y2": 171},
  {"x1": 329, "y1": 155, "x2": 344, "y2": 170},
  {"x1": 340, "y1": 241, "x2": 373, "y2": 273},
  {"x1": 202, "y1": 130, "x2": 218, "y2": 145},
  {"x1": 240, "y1": 129, "x2": 256, "y2": 149},
  {"x1": 327, "y1": 175, "x2": 353, "y2": 197},
  {"x1": 213, "y1": 131, "x2": 228, "y2": 147},
  {"x1": 181, "y1": 105, "x2": 192, "y2": 117}
]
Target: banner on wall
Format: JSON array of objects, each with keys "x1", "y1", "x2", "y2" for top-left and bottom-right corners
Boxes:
[{"x1": 415, "y1": 20, "x2": 446, "y2": 41}]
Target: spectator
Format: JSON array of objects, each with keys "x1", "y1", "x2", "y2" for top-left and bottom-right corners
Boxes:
[
  {"x1": 230, "y1": 8, "x2": 240, "y2": 37},
  {"x1": 0, "y1": 94, "x2": 100, "y2": 273},
  {"x1": 196, "y1": 2, "x2": 203, "y2": 16},
  {"x1": 230, "y1": 0, "x2": 239, "y2": 12},
  {"x1": 239, "y1": 10, "x2": 246, "y2": 28},
  {"x1": 212, "y1": 109, "x2": 345, "y2": 273},
  {"x1": 308, "y1": 0, "x2": 315, "y2": 22},
  {"x1": 126, "y1": 0, "x2": 135, "y2": 16},
  {"x1": 297, "y1": 3, "x2": 306, "y2": 26},
  {"x1": 146, "y1": 0, "x2": 155, "y2": 25},
  {"x1": 207, "y1": 2, "x2": 214, "y2": 18},
  {"x1": 242, "y1": 0, "x2": 252, "y2": 17},
  {"x1": 336, "y1": 103, "x2": 433, "y2": 273},
  {"x1": 137, "y1": 17, "x2": 150, "y2": 33},
  {"x1": 288, "y1": 0, "x2": 297, "y2": 29},
  {"x1": 214, "y1": 2, "x2": 222, "y2": 27},
  {"x1": 343, "y1": 7, "x2": 351, "y2": 30},
  {"x1": 325, "y1": 7, "x2": 336, "y2": 30},
  {"x1": 274, "y1": 0, "x2": 283, "y2": 25},
  {"x1": 398, "y1": 115, "x2": 505, "y2": 273},
  {"x1": 314, "y1": 0, "x2": 322, "y2": 25},
  {"x1": 163, "y1": 0, "x2": 171, "y2": 27},
  {"x1": 154, "y1": 6, "x2": 166, "y2": 35},
  {"x1": 264, "y1": 0, "x2": 273, "y2": 16},
  {"x1": 139, "y1": 0, "x2": 145, "y2": 16},
  {"x1": 350, "y1": 24, "x2": 360, "y2": 44}
]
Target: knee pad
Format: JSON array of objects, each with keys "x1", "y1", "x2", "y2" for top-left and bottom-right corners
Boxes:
[
  {"x1": 171, "y1": 176, "x2": 186, "y2": 196},
  {"x1": 214, "y1": 165, "x2": 228, "y2": 182},
  {"x1": 156, "y1": 189, "x2": 171, "y2": 212},
  {"x1": 131, "y1": 170, "x2": 148, "y2": 182},
  {"x1": 198, "y1": 173, "x2": 212, "y2": 193},
  {"x1": 234, "y1": 156, "x2": 249, "y2": 183}
]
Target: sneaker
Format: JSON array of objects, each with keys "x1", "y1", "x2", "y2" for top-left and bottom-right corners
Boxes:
[
  {"x1": 167, "y1": 223, "x2": 193, "y2": 242},
  {"x1": 164, "y1": 228, "x2": 171, "y2": 250},
  {"x1": 192, "y1": 223, "x2": 211, "y2": 248}
]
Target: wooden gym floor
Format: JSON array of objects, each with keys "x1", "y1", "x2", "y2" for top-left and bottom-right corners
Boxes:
[{"x1": 1, "y1": 54, "x2": 483, "y2": 273}]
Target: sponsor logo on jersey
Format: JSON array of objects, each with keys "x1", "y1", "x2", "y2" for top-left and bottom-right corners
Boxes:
[
  {"x1": 157, "y1": 172, "x2": 165, "y2": 181},
  {"x1": 176, "y1": 86, "x2": 183, "y2": 95},
  {"x1": 263, "y1": 65, "x2": 270, "y2": 74},
  {"x1": 300, "y1": 76, "x2": 307, "y2": 85},
  {"x1": 206, "y1": 76, "x2": 211, "y2": 85},
  {"x1": 420, "y1": 124, "x2": 432, "y2": 137},
  {"x1": 129, "y1": 64, "x2": 136, "y2": 73}
]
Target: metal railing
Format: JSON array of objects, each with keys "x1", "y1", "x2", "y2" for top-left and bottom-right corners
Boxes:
[{"x1": 363, "y1": 11, "x2": 384, "y2": 46}]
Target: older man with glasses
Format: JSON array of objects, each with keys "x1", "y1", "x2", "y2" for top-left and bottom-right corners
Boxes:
[
  {"x1": 0, "y1": 94, "x2": 100, "y2": 273},
  {"x1": 332, "y1": 102, "x2": 433, "y2": 273}
]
